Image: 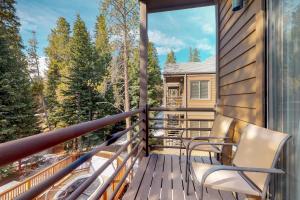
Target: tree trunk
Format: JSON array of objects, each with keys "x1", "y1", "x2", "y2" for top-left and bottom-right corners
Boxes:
[
  {"x1": 40, "y1": 94, "x2": 51, "y2": 131},
  {"x1": 123, "y1": 18, "x2": 132, "y2": 182},
  {"x1": 123, "y1": 29, "x2": 131, "y2": 148}
]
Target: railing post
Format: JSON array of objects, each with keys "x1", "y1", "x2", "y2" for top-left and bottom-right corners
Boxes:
[
  {"x1": 145, "y1": 105, "x2": 149, "y2": 156},
  {"x1": 139, "y1": 0, "x2": 148, "y2": 158}
]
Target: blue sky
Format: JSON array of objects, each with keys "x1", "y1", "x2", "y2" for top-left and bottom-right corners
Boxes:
[{"x1": 16, "y1": 0, "x2": 216, "y2": 70}]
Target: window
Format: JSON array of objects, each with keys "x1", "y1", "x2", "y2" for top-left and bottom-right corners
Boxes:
[
  {"x1": 267, "y1": 0, "x2": 300, "y2": 199},
  {"x1": 190, "y1": 80, "x2": 209, "y2": 99}
]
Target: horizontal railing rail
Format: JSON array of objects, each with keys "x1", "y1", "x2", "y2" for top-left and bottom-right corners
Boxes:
[
  {"x1": 147, "y1": 106, "x2": 215, "y2": 149},
  {"x1": 149, "y1": 117, "x2": 215, "y2": 122},
  {"x1": 150, "y1": 127, "x2": 212, "y2": 131},
  {"x1": 0, "y1": 108, "x2": 144, "y2": 200},
  {"x1": 166, "y1": 96, "x2": 183, "y2": 107},
  {"x1": 0, "y1": 109, "x2": 142, "y2": 167},
  {"x1": 0, "y1": 155, "x2": 79, "y2": 200},
  {"x1": 149, "y1": 107, "x2": 215, "y2": 112}
]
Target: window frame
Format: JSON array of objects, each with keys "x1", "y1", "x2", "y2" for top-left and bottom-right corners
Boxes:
[{"x1": 189, "y1": 80, "x2": 211, "y2": 100}]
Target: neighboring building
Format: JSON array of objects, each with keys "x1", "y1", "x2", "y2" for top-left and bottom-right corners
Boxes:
[{"x1": 162, "y1": 57, "x2": 216, "y2": 145}]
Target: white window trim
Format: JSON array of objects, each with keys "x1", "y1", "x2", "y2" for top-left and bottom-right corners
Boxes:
[{"x1": 190, "y1": 80, "x2": 211, "y2": 100}]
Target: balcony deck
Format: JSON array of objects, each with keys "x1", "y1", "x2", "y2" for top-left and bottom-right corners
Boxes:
[{"x1": 123, "y1": 153, "x2": 247, "y2": 200}]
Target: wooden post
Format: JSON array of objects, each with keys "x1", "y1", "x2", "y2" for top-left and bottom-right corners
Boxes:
[
  {"x1": 145, "y1": 105, "x2": 149, "y2": 156},
  {"x1": 139, "y1": 0, "x2": 148, "y2": 157}
]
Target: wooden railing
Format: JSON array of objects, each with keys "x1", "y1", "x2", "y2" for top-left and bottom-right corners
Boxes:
[
  {"x1": 0, "y1": 155, "x2": 77, "y2": 200},
  {"x1": 166, "y1": 96, "x2": 183, "y2": 108},
  {"x1": 148, "y1": 107, "x2": 215, "y2": 149},
  {"x1": 0, "y1": 109, "x2": 144, "y2": 200},
  {"x1": 0, "y1": 107, "x2": 216, "y2": 200}
]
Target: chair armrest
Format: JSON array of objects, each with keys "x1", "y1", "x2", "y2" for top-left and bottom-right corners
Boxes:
[
  {"x1": 188, "y1": 142, "x2": 237, "y2": 163},
  {"x1": 197, "y1": 165, "x2": 284, "y2": 194},
  {"x1": 189, "y1": 142, "x2": 237, "y2": 154},
  {"x1": 186, "y1": 136, "x2": 230, "y2": 148},
  {"x1": 204, "y1": 165, "x2": 284, "y2": 175}
]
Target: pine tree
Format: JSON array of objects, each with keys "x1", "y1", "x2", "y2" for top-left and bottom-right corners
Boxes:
[
  {"x1": 0, "y1": 0, "x2": 39, "y2": 143},
  {"x1": 189, "y1": 47, "x2": 193, "y2": 62},
  {"x1": 188, "y1": 47, "x2": 201, "y2": 62},
  {"x1": 94, "y1": 13, "x2": 115, "y2": 113},
  {"x1": 27, "y1": 31, "x2": 50, "y2": 130},
  {"x1": 193, "y1": 48, "x2": 201, "y2": 62},
  {"x1": 45, "y1": 17, "x2": 71, "y2": 128},
  {"x1": 61, "y1": 15, "x2": 100, "y2": 125},
  {"x1": 166, "y1": 50, "x2": 176, "y2": 64},
  {"x1": 129, "y1": 42, "x2": 163, "y2": 108},
  {"x1": 147, "y1": 43, "x2": 163, "y2": 106},
  {"x1": 102, "y1": 0, "x2": 139, "y2": 133}
]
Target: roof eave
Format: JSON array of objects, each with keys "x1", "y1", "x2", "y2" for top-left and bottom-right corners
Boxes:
[{"x1": 143, "y1": 0, "x2": 215, "y2": 13}]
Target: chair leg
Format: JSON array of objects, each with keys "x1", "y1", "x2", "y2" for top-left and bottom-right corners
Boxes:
[
  {"x1": 186, "y1": 167, "x2": 190, "y2": 195},
  {"x1": 216, "y1": 153, "x2": 220, "y2": 161},
  {"x1": 235, "y1": 192, "x2": 239, "y2": 200},
  {"x1": 185, "y1": 147, "x2": 189, "y2": 182},
  {"x1": 200, "y1": 185, "x2": 204, "y2": 200},
  {"x1": 209, "y1": 152, "x2": 213, "y2": 164},
  {"x1": 179, "y1": 146, "x2": 182, "y2": 161}
]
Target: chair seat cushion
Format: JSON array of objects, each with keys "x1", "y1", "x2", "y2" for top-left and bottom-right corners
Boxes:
[
  {"x1": 183, "y1": 140, "x2": 221, "y2": 153},
  {"x1": 192, "y1": 162, "x2": 261, "y2": 196}
]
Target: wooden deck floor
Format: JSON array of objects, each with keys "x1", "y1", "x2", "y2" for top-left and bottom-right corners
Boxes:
[{"x1": 123, "y1": 153, "x2": 247, "y2": 200}]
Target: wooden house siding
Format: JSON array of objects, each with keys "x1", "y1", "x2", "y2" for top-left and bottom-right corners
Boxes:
[
  {"x1": 217, "y1": 0, "x2": 265, "y2": 142},
  {"x1": 187, "y1": 74, "x2": 216, "y2": 108}
]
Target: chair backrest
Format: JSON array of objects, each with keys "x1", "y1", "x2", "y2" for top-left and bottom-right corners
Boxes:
[
  {"x1": 233, "y1": 124, "x2": 290, "y2": 192},
  {"x1": 209, "y1": 115, "x2": 234, "y2": 143}
]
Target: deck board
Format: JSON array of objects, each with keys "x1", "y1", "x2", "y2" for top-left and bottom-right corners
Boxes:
[
  {"x1": 161, "y1": 155, "x2": 172, "y2": 200},
  {"x1": 180, "y1": 156, "x2": 198, "y2": 200},
  {"x1": 172, "y1": 156, "x2": 185, "y2": 200},
  {"x1": 123, "y1": 154, "x2": 247, "y2": 200},
  {"x1": 148, "y1": 155, "x2": 164, "y2": 200},
  {"x1": 122, "y1": 156, "x2": 150, "y2": 200},
  {"x1": 136, "y1": 154, "x2": 158, "y2": 200}
]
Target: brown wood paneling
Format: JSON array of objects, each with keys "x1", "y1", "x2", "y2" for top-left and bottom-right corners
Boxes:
[
  {"x1": 220, "y1": 15, "x2": 256, "y2": 58},
  {"x1": 220, "y1": 0, "x2": 232, "y2": 23},
  {"x1": 219, "y1": 46, "x2": 256, "y2": 76},
  {"x1": 220, "y1": 0, "x2": 257, "y2": 41},
  {"x1": 220, "y1": 78, "x2": 256, "y2": 96},
  {"x1": 221, "y1": 106, "x2": 256, "y2": 123},
  {"x1": 220, "y1": 62, "x2": 256, "y2": 86},
  {"x1": 220, "y1": 0, "x2": 257, "y2": 39},
  {"x1": 217, "y1": 0, "x2": 265, "y2": 142},
  {"x1": 219, "y1": 30, "x2": 257, "y2": 67},
  {"x1": 220, "y1": 93, "x2": 257, "y2": 108}
]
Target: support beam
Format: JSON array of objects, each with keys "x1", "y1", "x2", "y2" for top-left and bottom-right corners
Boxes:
[{"x1": 139, "y1": 0, "x2": 148, "y2": 156}]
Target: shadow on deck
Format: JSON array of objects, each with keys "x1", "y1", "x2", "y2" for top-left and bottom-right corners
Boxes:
[{"x1": 123, "y1": 154, "x2": 247, "y2": 200}]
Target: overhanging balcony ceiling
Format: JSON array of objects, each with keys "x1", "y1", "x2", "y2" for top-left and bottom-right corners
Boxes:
[{"x1": 143, "y1": 0, "x2": 215, "y2": 13}]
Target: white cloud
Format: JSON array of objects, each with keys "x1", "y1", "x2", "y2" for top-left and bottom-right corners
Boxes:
[
  {"x1": 201, "y1": 23, "x2": 215, "y2": 34},
  {"x1": 39, "y1": 57, "x2": 49, "y2": 77},
  {"x1": 148, "y1": 30, "x2": 186, "y2": 55},
  {"x1": 196, "y1": 39, "x2": 216, "y2": 55},
  {"x1": 156, "y1": 47, "x2": 182, "y2": 55}
]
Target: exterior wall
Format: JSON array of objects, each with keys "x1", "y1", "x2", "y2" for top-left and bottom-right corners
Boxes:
[
  {"x1": 163, "y1": 73, "x2": 216, "y2": 141},
  {"x1": 216, "y1": 0, "x2": 265, "y2": 142},
  {"x1": 186, "y1": 74, "x2": 216, "y2": 108}
]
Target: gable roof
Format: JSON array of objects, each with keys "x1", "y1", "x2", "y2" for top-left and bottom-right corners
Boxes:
[{"x1": 163, "y1": 56, "x2": 216, "y2": 75}]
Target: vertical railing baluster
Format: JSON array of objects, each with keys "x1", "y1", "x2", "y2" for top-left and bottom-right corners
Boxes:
[{"x1": 145, "y1": 104, "x2": 149, "y2": 156}]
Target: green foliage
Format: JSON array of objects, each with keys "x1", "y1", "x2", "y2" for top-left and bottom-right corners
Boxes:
[
  {"x1": 193, "y1": 48, "x2": 201, "y2": 62},
  {"x1": 188, "y1": 47, "x2": 201, "y2": 62},
  {"x1": 45, "y1": 17, "x2": 71, "y2": 128},
  {"x1": 0, "y1": 164, "x2": 15, "y2": 179},
  {"x1": 27, "y1": 31, "x2": 50, "y2": 130},
  {"x1": 129, "y1": 42, "x2": 163, "y2": 108},
  {"x1": 166, "y1": 50, "x2": 176, "y2": 64},
  {"x1": 0, "y1": 0, "x2": 39, "y2": 143}
]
